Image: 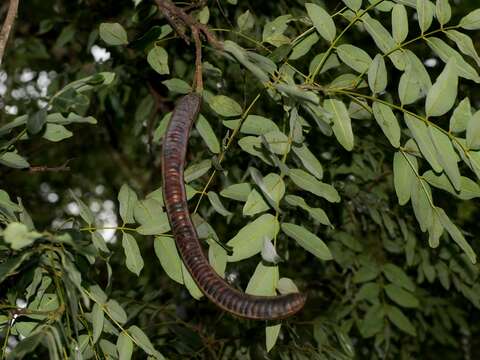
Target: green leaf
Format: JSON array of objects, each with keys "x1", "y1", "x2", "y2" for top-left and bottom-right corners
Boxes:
[
  {"x1": 70, "y1": 190, "x2": 95, "y2": 225},
  {"x1": 227, "y1": 214, "x2": 279, "y2": 261},
  {"x1": 99, "y1": 22, "x2": 128, "y2": 45},
  {"x1": 274, "y1": 83, "x2": 319, "y2": 104},
  {"x1": 262, "y1": 15, "x2": 292, "y2": 47},
  {"x1": 266, "y1": 324, "x2": 281, "y2": 353},
  {"x1": 417, "y1": 0, "x2": 434, "y2": 33},
  {"x1": 392, "y1": 4, "x2": 409, "y2": 43},
  {"x1": 324, "y1": 99, "x2": 354, "y2": 151},
  {"x1": 27, "y1": 109, "x2": 47, "y2": 135},
  {"x1": 118, "y1": 184, "x2": 138, "y2": 224},
  {"x1": 353, "y1": 264, "x2": 380, "y2": 283},
  {"x1": 184, "y1": 159, "x2": 211, "y2": 182},
  {"x1": 263, "y1": 130, "x2": 291, "y2": 155},
  {"x1": 244, "y1": 172, "x2": 285, "y2": 215},
  {"x1": 284, "y1": 195, "x2": 332, "y2": 226},
  {"x1": 404, "y1": 114, "x2": 443, "y2": 172},
  {"x1": 450, "y1": 98, "x2": 471, "y2": 133},
  {"x1": 289, "y1": 168, "x2": 340, "y2": 202},
  {"x1": 428, "y1": 126, "x2": 461, "y2": 190},
  {"x1": 105, "y1": 300, "x2": 127, "y2": 324},
  {"x1": 411, "y1": 178, "x2": 433, "y2": 232},
  {"x1": 435, "y1": 207, "x2": 477, "y2": 264},
  {"x1": 207, "y1": 191, "x2": 232, "y2": 216},
  {"x1": 210, "y1": 95, "x2": 242, "y2": 117},
  {"x1": 368, "y1": 54, "x2": 388, "y2": 94},
  {"x1": 404, "y1": 50, "x2": 432, "y2": 93},
  {"x1": 4, "y1": 222, "x2": 40, "y2": 250},
  {"x1": 425, "y1": 59, "x2": 458, "y2": 118},
  {"x1": 6, "y1": 331, "x2": 45, "y2": 359},
  {"x1": 220, "y1": 183, "x2": 251, "y2": 202},
  {"x1": 383, "y1": 263, "x2": 415, "y2": 291},
  {"x1": 386, "y1": 306, "x2": 417, "y2": 336},
  {"x1": 135, "y1": 211, "x2": 170, "y2": 235},
  {"x1": 362, "y1": 14, "x2": 406, "y2": 70},
  {"x1": 0, "y1": 151, "x2": 30, "y2": 169},
  {"x1": 337, "y1": 44, "x2": 372, "y2": 73},
  {"x1": 467, "y1": 110, "x2": 480, "y2": 150},
  {"x1": 423, "y1": 170, "x2": 480, "y2": 200},
  {"x1": 459, "y1": 8, "x2": 480, "y2": 30},
  {"x1": 355, "y1": 282, "x2": 380, "y2": 303},
  {"x1": 292, "y1": 144, "x2": 323, "y2": 179},
  {"x1": 117, "y1": 332, "x2": 134, "y2": 360},
  {"x1": 445, "y1": 30, "x2": 480, "y2": 67},
  {"x1": 92, "y1": 303, "x2": 104, "y2": 344},
  {"x1": 196, "y1": 115, "x2": 220, "y2": 154},
  {"x1": 237, "y1": 10, "x2": 255, "y2": 32},
  {"x1": 398, "y1": 69, "x2": 422, "y2": 106},
  {"x1": 426, "y1": 37, "x2": 480, "y2": 82},
  {"x1": 372, "y1": 103, "x2": 400, "y2": 148},
  {"x1": 128, "y1": 325, "x2": 165, "y2": 359},
  {"x1": 436, "y1": 0, "x2": 452, "y2": 25},
  {"x1": 240, "y1": 115, "x2": 279, "y2": 135},
  {"x1": 154, "y1": 235, "x2": 183, "y2": 284},
  {"x1": 384, "y1": 284, "x2": 419, "y2": 308},
  {"x1": 122, "y1": 233, "x2": 144, "y2": 276},
  {"x1": 277, "y1": 277, "x2": 300, "y2": 294},
  {"x1": 43, "y1": 124, "x2": 73, "y2": 142},
  {"x1": 147, "y1": 46, "x2": 169, "y2": 74},
  {"x1": 281, "y1": 223, "x2": 333, "y2": 260},
  {"x1": 428, "y1": 209, "x2": 444, "y2": 248},
  {"x1": 359, "y1": 303, "x2": 384, "y2": 338},
  {"x1": 181, "y1": 262, "x2": 203, "y2": 299},
  {"x1": 246, "y1": 261, "x2": 278, "y2": 296},
  {"x1": 208, "y1": 239, "x2": 227, "y2": 277},
  {"x1": 305, "y1": 3, "x2": 336, "y2": 42},
  {"x1": 342, "y1": 0, "x2": 362, "y2": 11},
  {"x1": 289, "y1": 33, "x2": 319, "y2": 60},
  {"x1": 162, "y1": 78, "x2": 191, "y2": 94}
]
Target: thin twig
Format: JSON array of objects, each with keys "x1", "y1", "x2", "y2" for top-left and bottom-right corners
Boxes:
[
  {"x1": 28, "y1": 160, "x2": 72, "y2": 173},
  {"x1": 0, "y1": 0, "x2": 20, "y2": 65},
  {"x1": 154, "y1": 0, "x2": 222, "y2": 50}
]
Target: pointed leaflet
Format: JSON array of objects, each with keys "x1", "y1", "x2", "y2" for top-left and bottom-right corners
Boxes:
[
  {"x1": 372, "y1": 103, "x2": 400, "y2": 147},
  {"x1": 117, "y1": 332, "x2": 133, "y2": 360},
  {"x1": 92, "y1": 303, "x2": 104, "y2": 344},
  {"x1": 290, "y1": 33, "x2": 319, "y2": 60},
  {"x1": 393, "y1": 151, "x2": 417, "y2": 205},
  {"x1": 128, "y1": 325, "x2": 165, "y2": 359},
  {"x1": 292, "y1": 144, "x2": 323, "y2": 179},
  {"x1": 411, "y1": 178, "x2": 433, "y2": 232},
  {"x1": 207, "y1": 191, "x2": 232, "y2": 216},
  {"x1": 240, "y1": 115, "x2": 279, "y2": 135},
  {"x1": 423, "y1": 170, "x2": 480, "y2": 200},
  {"x1": 281, "y1": 223, "x2": 332, "y2": 260},
  {"x1": 324, "y1": 99, "x2": 354, "y2": 151},
  {"x1": 404, "y1": 114, "x2": 443, "y2": 172},
  {"x1": 428, "y1": 208, "x2": 444, "y2": 248},
  {"x1": 118, "y1": 184, "x2": 138, "y2": 224},
  {"x1": 368, "y1": 55, "x2": 388, "y2": 94},
  {"x1": 384, "y1": 284, "x2": 419, "y2": 308},
  {"x1": 436, "y1": 0, "x2": 452, "y2": 26},
  {"x1": 227, "y1": 214, "x2": 279, "y2": 261},
  {"x1": 342, "y1": 0, "x2": 362, "y2": 11},
  {"x1": 285, "y1": 195, "x2": 332, "y2": 227},
  {"x1": 445, "y1": 30, "x2": 480, "y2": 67},
  {"x1": 154, "y1": 236, "x2": 183, "y2": 284},
  {"x1": 181, "y1": 262, "x2": 203, "y2": 299},
  {"x1": 386, "y1": 306, "x2": 416, "y2": 336},
  {"x1": 289, "y1": 168, "x2": 340, "y2": 202},
  {"x1": 266, "y1": 324, "x2": 282, "y2": 353},
  {"x1": 459, "y1": 9, "x2": 480, "y2": 30},
  {"x1": 450, "y1": 98, "x2": 471, "y2": 133},
  {"x1": 435, "y1": 207, "x2": 477, "y2": 264},
  {"x1": 196, "y1": 115, "x2": 220, "y2": 154},
  {"x1": 466, "y1": 110, "x2": 480, "y2": 150},
  {"x1": 220, "y1": 183, "x2": 251, "y2": 201},
  {"x1": 305, "y1": 3, "x2": 336, "y2": 42},
  {"x1": 122, "y1": 233, "x2": 144, "y2": 276},
  {"x1": 383, "y1": 264, "x2": 415, "y2": 291},
  {"x1": 210, "y1": 95, "x2": 242, "y2": 117},
  {"x1": 417, "y1": 0, "x2": 434, "y2": 33},
  {"x1": 425, "y1": 59, "x2": 458, "y2": 117},
  {"x1": 337, "y1": 44, "x2": 372, "y2": 73},
  {"x1": 428, "y1": 126, "x2": 461, "y2": 190},
  {"x1": 392, "y1": 4, "x2": 409, "y2": 43}
]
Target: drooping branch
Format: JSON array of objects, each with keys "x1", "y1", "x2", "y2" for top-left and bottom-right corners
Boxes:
[
  {"x1": 154, "y1": 0, "x2": 222, "y2": 92},
  {"x1": 154, "y1": 0, "x2": 222, "y2": 50},
  {"x1": 0, "y1": 0, "x2": 20, "y2": 65}
]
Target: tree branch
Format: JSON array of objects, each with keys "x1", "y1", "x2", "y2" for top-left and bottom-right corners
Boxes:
[{"x1": 0, "y1": 0, "x2": 19, "y2": 65}]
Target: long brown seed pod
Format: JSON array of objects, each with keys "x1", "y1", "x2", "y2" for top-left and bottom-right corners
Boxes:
[{"x1": 162, "y1": 93, "x2": 307, "y2": 320}]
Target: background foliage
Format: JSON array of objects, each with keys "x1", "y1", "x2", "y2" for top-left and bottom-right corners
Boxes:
[{"x1": 1, "y1": 0, "x2": 480, "y2": 359}]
